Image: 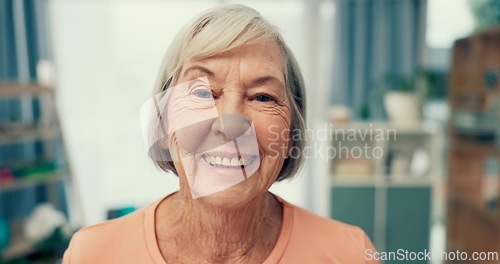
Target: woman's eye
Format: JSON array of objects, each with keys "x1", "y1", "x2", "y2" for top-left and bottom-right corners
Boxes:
[
  {"x1": 192, "y1": 89, "x2": 213, "y2": 99},
  {"x1": 254, "y1": 94, "x2": 275, "y2": 103}
]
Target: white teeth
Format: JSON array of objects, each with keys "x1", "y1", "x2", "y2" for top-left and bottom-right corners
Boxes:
[{"x1": 203, "y1": 154, "x2": 256, "y2": 168}]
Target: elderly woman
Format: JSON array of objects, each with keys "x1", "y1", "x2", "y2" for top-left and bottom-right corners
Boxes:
[{"x1": 63, "y1": 4, "x2": 377, "y2": 264}]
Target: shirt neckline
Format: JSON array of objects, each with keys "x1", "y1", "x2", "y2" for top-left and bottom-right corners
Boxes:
[{"x1": 143, "y1": 192, "x2": 293, "y2": 264}]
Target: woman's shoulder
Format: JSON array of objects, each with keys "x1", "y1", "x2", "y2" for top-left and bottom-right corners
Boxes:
[
  {"x1": 285, "y1": 201, "x2": 368, "y2": 241},
  {"x1": 62, "y1": 201, "x2": 160, "y2": 263},
  {"x1": 73, "y1": 205, "x2": 148, "y2": 239},
  {"x1": 276, "y1": 197, "x2": 378, "y2": 263},
  {"x1": 276, "y1": 196, "x2": 366, "y2": 237}
]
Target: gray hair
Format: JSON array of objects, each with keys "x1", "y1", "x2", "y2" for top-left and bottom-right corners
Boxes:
[{"x1": 152, "y1": 4, "x2": 306, "y2": 181}]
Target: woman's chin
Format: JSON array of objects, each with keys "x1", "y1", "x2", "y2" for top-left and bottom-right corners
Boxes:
[{"x1": 193, "y1": 179, "x2": 261, "y2": 209}]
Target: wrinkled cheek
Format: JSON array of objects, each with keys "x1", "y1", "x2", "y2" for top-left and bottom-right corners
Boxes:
[
  {"x1": 174, "y1": 117, "x2": 215, "y2": 153},
  {"x1": 257, "y1": 120, "x2": 291, "y2": 160},
  {"x1": 166, "y1": 90, "x2": 218, "y2": 152}
]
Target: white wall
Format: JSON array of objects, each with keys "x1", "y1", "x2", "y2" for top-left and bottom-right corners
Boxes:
[
  {"x1": 426, "y1": 0, "x2": 474, "y2": 49},
  {"x1": 48, "y1": 0, "x2": 333, "y2": 225}
]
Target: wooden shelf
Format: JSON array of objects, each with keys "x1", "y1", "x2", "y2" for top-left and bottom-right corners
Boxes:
[
  {"x1": 450, "y1": 135, "x2": 500, "y2": 155},
  {"x1": 447, "y1": 26, "x2": 500, "y2": 262},
  {"x1": 331, "y1": 174, "x2": 437, "y2": 186},
  {"x1": 450, "y1": 192, "x2": 499, "y2": 225},
  {"x1": 388, "y1": 176, "x2": 436, "y2": 186},
  {"x1": 331, "y1": 176, "x2": 377, "y2": 186},
  {"x1": 0, "y1": 82, "x2": 79, "y2": 263},
  {"x1": 330, "y1": 121, "x2": 439, "y2": 135},
  {"x1": 0, "y1": 84, "x2": 53, "y2": 96},
  {"x1": 0, "y1": 172, "x2": 69, "y2": 192},
  {"x1": 0, "y1": 127, "x2": 60, "y2": 145}
]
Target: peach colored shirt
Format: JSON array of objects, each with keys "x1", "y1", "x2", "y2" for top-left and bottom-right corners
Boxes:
[{"x1": 63, "y1": 194, "x2": 378, "y2": 263}]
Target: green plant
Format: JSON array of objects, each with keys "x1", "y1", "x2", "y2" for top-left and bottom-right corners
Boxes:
[
  {"x1": 377, "y1": 74, "x2": 417, "y2": 93},
  {"x1": 372, "y1": 71, "x2": 419, "y2": 107},
  {"x1": 372, "y1": 68, "x2": 446, "y2": 102},
  {"x1": 469, "y1": 0, "x2": 500, "y2": 30}
]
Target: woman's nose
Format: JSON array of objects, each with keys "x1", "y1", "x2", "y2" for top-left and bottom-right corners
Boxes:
[
  {"x1": 211, "y1": 114, "x2": 251, "y2": 141},
  {"x1": 211, "y1": 91, "x2": 250, "y2": 141}
]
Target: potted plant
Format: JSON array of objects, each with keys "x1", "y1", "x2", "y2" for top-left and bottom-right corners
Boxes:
[
  {"x1": 376, "y1": 72, "x2": 424, "y2": 124},
  {"x1": 373, "y1": 68, "x2": 447, "y2": 124}
]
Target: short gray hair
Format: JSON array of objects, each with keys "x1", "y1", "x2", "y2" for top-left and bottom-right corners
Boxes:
[{"x1": 151, "y1": 4, "x2": 306, "y2": 181}]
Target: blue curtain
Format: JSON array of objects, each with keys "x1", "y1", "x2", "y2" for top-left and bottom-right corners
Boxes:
[
  {"x1": 0, "y1": 0, "x2": 51, "y2": 81},
  {"x1": 0, "y1": 0, "x2": 57, "y2": 222},
  {"x1": 331, "y1": 0, "x2": 427, "y2": 119}
]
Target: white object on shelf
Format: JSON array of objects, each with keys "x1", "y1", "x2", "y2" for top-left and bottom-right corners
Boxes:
[
  {"x1": 409, "y1": 148, "x2": 431, "y2": 177},
  {"x1": 328, "y1": 105, "x2": 352, "y2": 123},
  {"x1": 391, "y1": 153, "x2": 411, "y2": 178},
  {"x1": 24, "y1": 203, "x2": 71, "y2": 243},
  {"x1": 36, "y1": 60, "x2": 56, "y2": 88}
]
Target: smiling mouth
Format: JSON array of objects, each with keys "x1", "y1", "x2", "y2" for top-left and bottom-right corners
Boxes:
[{"x1": 202, "y1": 154, "x2": 258, "y2": 168}]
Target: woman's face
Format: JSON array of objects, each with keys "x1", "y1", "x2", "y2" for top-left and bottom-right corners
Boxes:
[{"x1": 166, "y1": 40, "x2": 292, "y2": 207}]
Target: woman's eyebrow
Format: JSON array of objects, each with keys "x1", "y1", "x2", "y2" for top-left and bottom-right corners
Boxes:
[
  {"x1": 249, "y1": 76, "x2": 284, "y2": 89},
  {"x1": 183, "y1": 65, "x2": 284, "y2": 87},
  {"x1": 183, "y1": 65, "x2": 214, "y2": 77}
]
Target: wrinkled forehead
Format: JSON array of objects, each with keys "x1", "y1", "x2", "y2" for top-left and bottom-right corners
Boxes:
[{"x1": 173, "y1": 39, "x2": 287, "y2": 87}]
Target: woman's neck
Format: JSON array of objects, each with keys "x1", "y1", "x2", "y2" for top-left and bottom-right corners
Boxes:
[{"x1": 156, "y1": 191, "x2": 283, "y2": 264}]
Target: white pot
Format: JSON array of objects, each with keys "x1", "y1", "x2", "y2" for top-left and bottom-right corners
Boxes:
[{"x1": 384, "y1": 91, "x2": 421, "y2": 124}]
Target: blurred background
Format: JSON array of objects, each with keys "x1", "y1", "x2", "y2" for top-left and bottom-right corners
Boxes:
[{"x1": 0, "y1": 0, "x2": 499, "y2": 263}]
